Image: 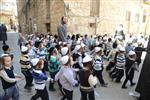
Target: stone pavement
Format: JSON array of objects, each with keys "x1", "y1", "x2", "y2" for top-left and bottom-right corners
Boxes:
[{"x1": 0, "y1": 32, "x2": 141, "y2": 100}]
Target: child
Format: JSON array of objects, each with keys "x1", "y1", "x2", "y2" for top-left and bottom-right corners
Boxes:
[
  {"x1": 79, "y1": 55, "x2": 97, "y2": 100},
  {"x1": 112, "y1": 47, "x2": 126, "y2": 83},
  {"x1": 93, "y1": 47, "x2": 107, "y2": 87},
  {"x1": 48, "y1": 47, "x2": 60, "y2": 91},
  {"x1": 122, "y1": 51, "x2": 136, "y2": 89},
  {"x1": 106, "y1": 42, "x2": 118, "y2": 71},
  {"x1": 0, "y1": 54, "x2": 22, "y2": 100},
  {"x1": 20, "y1": 46, "x2": 33, "y2": 89},
  {"x1": 55, "y1": 55, "x2": 78, "y2": 100},
  {"x1": 31, "y1": 58, "x2": 53, "y2": 100},
  {"x1": 2, "y1": 45, "x2": 10, "y2": 54},
  {"x1": 2, "y1": 44, "x2": 14, "y2": 60}
]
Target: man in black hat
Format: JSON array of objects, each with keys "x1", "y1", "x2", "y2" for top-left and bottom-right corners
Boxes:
[
  {"x1": 0, "y1": 24, "x2": 7, "y2": 45},
  {"x1": 135, "y1": 36, "x2": 150, "y2": 100}
]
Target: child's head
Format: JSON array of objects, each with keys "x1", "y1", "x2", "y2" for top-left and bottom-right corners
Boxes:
[
  {"x1": 61, "y1": 47, "x2": 69, "y2": 56},
  {"x1": 112, "y1": 42, "x2": 117, "y2": 49},
  {"x1": 61, "y1": 55, "x2": 71, "y2": 66},
  {"x1": 55, "y1": 44, "x2": 61, "y2": 53},
  {"x1": 31, "y1": 58, "x2": 44, "y2": 69},
  {"x1": 108, "y1": 38, "x2": 112, "y2": 42},
  {"x1": 83, "y1": 56, "x2": 93, "y2": 70},
  {"x1": 48, "y1": 47, "x2": 56, "y2": 55},
  {"x1": 21, "y1": 46, "x2": 28, "y2": 54},
  {"x1": 118, "y1": 47, "x2": 125, "y2": 54},
  {"x1": 2, "y1": 45, "x2": 10, "y2": 52},
  {"x1": 95, "y1": 47, "x2": 103, "y2": 56},
  {"x1": 0, "y1": 54, "x2": 12, "y2": 69},
  {"x1": 128, "y1": 51, "x2": 136, "y2": 60}
]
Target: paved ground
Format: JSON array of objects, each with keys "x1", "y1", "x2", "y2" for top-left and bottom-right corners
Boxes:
[{"x1": 0, "y1": 32, "x2": 142, "y2": 100}]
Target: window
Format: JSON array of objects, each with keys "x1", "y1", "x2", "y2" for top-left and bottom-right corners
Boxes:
[
  {"x1": 143, "y1": 15, "x2": 146, "y2": 23},
  {"x1": 90, "y1": 0, "x2": 99, "y2": 17},
  {"x1": 89, "y1": 23, "x2": 96, "y2": 28},
  {"x1": 126, "y1": 11, "x2": 130, "y2": 21},
  {"x1": 135, "y1": 13, "x2": 139, "y2": 22}
]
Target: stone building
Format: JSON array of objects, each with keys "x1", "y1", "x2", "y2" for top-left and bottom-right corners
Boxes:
[
  {"x1": 17, "y1": 0, "x2": 150, "y2": 35},
  {"x1": 0, "y1": 0, "x2": 18, "y2": 31}
]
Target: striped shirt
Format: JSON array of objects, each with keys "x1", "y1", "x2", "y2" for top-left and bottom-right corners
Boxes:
[
  {"x1": 94, "y1": 55, "x2": 103, "y2": 71},
  {"x1": 20, "y1": 54, "x2": 31, "y2": 70},
  {"x1": 116, "y1": 54, "x2": 126, "y2": 69},
  {"x1": 32, "y1": 69, "x2": 51, "y2": 90}
]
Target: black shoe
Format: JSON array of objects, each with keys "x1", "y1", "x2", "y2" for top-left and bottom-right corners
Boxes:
[
  {"x1": 49, "y1": 88, "x2": 56, "y2": 91},
  {"x1": 101, "y1": 83, "x2": 108, "y2": 87},
  {"x1": 131, "y1": 83, "x2": 136, "y2": 86},
  {"x1": 24, "y1": 86, "x2": 32, "y2": 90},
  {"x1": 29, "y1": 84, "x2": 34, "y2": 87},
  {"x1": 116, "y1": 80, "x2": 121, "y2": 83},
  {"x1": 121, "y1": 86, "x2": 127, "y2": 89}
]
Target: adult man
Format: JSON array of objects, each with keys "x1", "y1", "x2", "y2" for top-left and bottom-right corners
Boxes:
[
  {"x1": 135, "y1": 36, "x2": 150, "y2": 100},
  {"x1": 57, "y1": 16, "x2": 68, "y2": 42},
  {"x1": 0, "y1": 24, "x2": 7, "y2": 45}
]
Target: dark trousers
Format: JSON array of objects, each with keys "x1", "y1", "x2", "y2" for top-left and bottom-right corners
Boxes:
[
  {"x1": 80, "y1": 89, "x2": 95, "y2": 100},
  {"x1": 61, "y1": 88, "x2": 73, "y2": 100},
  {"x1": 49, "y1": 71, "x2": 57, "y2": 89},
  {"x1": 58, "y1": 80, "x2": 65, "y2": 95},
  {"x1": 22, "y1": 69, "x2": 33, "y2": 87},
  {"x1": 106, "y1": 61, "x2": 115, "y2": 71},
  {"x1": 116, "y1": 69, "x2": 124, "y2": 82},
  {"x1": 42, "y1": 60, "x2": 48, "y2": 74},
  {"x1": 3, "y1": 41, "x2": 6, "y2": 45},
  {"x1": 122, "y1": 69, "x2": 134, "y2": 87},
  {"x1": 31, "y1": 87, "x2": 49, "y2": 100},
  {"x1": 94, "y1": 69, "x2": 105, "y2": 84}
]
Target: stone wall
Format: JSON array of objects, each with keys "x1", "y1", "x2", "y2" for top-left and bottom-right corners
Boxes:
[
  {"x1": 51, "y1": 0, "x2": 65, "y2": 34},
  {"x1": 17, "y1": 0, "x2": 150, "y2": 35}
]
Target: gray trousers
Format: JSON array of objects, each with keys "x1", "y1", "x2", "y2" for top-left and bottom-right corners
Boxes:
[{"x1": 3, "y1": 85, "x2": 19, "y2": 100}]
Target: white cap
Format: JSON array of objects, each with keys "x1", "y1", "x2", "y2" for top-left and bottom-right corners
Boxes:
[
  {"x1": 128, "y1": 51, "x2": 136, "y2": 55},
  {"x1": 76, "y1": 40, "x2": 81, "y2": 45},
  {"x1": 81, "y1": 42, "x2": 85, "y2": 48},
  {"x1": 61, "y1": 47, "x2": 69, "y2": 56},
  {"x1": 31, "y1": 58, "x2": 39, "y2": 66},
  {"x1": 21, "y1": 46, "x2": 28, "y2": 52},
  {"x1": 59, "y1": 41, "x2": 62, "y2": 45},
  {"x1": 132, "y1": 43, "x2": 138, "y2": 47},
  {"x1": 78, "y1": 37, "x2": 83, "y2": 41},
  {"x1": 95, "y1": 47, "x2": 102, "y2": 53},
  {"x1": 63, "y1": 42, "x2": 67, "y2": 45},
  {"x1": 0, "y1": 53, "x2": 9, "y2": 57},
  {"x1": 74, "y1": 45, "x2": 81, "y2": 51},
  {"x1": 95, "y1": 41, "x2": 100, "y2": 46},
  {"x1": 61, "y1": 55, "x2": 69, "y2": 65},
  {"x1": 93, "y1": 35, "x2": 97, "y2": 38},
  {"x1": 127, "y1": 40, "x2": 132, "y2": 44},
  {"x1": 119, "y1": 47, "x2": 125, "y2": 51},
  {"x1": 83, "y1": 55, "x2": 92, "y2": 63}
]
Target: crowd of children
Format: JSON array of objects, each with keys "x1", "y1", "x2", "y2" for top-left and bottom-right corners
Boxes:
[{"x1": 0, "y1": 32, "x2": 147, "y2": 100}]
